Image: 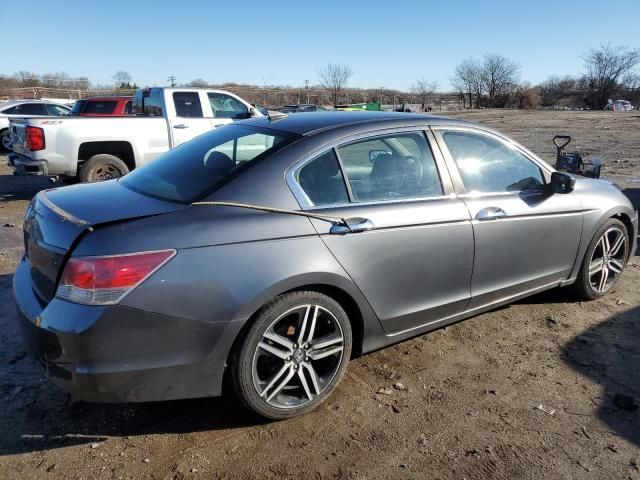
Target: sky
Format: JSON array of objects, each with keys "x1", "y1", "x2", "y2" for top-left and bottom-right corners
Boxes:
[{"x1": 2, "y1": 0, "x2": 639, "y2": 91}]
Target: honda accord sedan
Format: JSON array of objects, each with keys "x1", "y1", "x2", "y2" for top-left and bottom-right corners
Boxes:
[{"x1": 14, "y1": 112, "x2": 638, "y2": 419}]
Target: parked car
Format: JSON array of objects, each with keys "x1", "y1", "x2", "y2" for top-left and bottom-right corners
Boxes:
[
  {"x1": 14, "y1": 112, "x2": 637, "y2": 419},
  {"x1": 8, "y1": 87, "x2": 261, "y2": 182},
  {"x1": 0, "y1": 100, "x2": 70, "y2": 152},
  {"x1": 605, "y1": 99, "x2": 634, "y2": 111},
  {"x1": 70, "y1": 96, "x2": 132, "y2": 116}
]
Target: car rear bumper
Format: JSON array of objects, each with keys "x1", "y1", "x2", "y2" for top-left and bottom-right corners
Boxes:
[
  {"x1": 13, "y1": 256, "x2": 242, "y2": 403},
  {"x1": 8, "y1": 153, "x2": 48, "y2": 176}
]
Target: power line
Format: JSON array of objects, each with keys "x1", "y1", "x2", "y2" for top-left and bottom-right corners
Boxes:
[{"x1": 167, "y1": 75, "x2": 176, "y2": 87}]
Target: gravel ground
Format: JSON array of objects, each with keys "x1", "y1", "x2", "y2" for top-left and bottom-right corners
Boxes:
[{"x1": 0, "y1": 110, "x2": 638, "y2": 480}]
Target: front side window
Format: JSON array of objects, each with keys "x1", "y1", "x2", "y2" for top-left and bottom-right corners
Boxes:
[
  {"x1": 442, "y1": 130, "x2": 545, "y2": 193},
  {"x1": 297, "y1": 150, "x2": 349, "y2": 207},
  {"x1": 45, "y1": 104, "x2": 70, "y2": 115},
  {"x1": 337, "y1": 132, "x2": 443, "y2": 202},
  {"x1": 121, "y1": 126, "x2": 299, "y2": 203},
  {"x1": 208, "y1": 93, "x2": 248, "y2": 119},
  {"x1": 173, "y1": 92, "x2": 203, "y2": 117}
]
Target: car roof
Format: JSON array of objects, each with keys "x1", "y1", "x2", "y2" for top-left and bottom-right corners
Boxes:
[
  {"x1": 80, "y1": 96, "x2": 132, "y2": 101},
  {"x1": 236, "y1": 111, "x2": 480, "y2": 136},
  {"x1": 0, "y1": 99, "x2": 66, "y2": 108}
]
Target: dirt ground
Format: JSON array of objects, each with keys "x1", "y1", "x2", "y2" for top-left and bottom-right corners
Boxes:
[{"x1": 0, "y1": 110, "x2": 639, "y2": 480}]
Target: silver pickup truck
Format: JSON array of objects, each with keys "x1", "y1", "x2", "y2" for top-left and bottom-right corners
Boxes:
[{"x1": 9, "y1": 87, "x2": 261, "y2": 182}]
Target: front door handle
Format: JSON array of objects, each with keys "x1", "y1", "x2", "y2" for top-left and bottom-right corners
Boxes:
[
  {"x1": 475, "y1": 207, "x2": 507, "y2": 221},
  {"x1": 330, "y1": 217, "x2": 374, "y2": 234},
  {"x1": 173, "y1": 124, "x2": 189, "y2": 129}
]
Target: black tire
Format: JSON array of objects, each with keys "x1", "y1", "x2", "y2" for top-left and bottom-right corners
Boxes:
[
  {"x1": 0, "y1": 129, "x2": 12, "y2": 152},
  {"x1": 232, "y1": 291, "x2": 352, "y2": 420},
  {"x1": 574, "y1": 218, "x2": 629, "y2": 300},
  {"x1": 79, "y1": 154, "x2": 129, "y2": 183}
]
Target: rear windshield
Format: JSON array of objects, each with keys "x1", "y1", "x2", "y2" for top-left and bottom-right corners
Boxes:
[
  {"x1": 82, "y1": 100, "x2": 118, "y2": 114},
  {"x1": 120, "y1": 125, "x2": 300, "y2": 203}
]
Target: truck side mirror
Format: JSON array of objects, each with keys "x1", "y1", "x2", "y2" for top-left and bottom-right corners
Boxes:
[{"x1": 249, "y1": 107, "x2": 258, "y2": 117}]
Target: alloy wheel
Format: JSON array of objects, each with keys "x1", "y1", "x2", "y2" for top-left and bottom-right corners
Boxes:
[
  {"x1": 251, "y1": 304, "x2": 345, "y2": 409},
  {"x1": 588, "y1": 226, "x2": 626, "y2": 293},
  {"x1": 1, "y1": 133, "x2": 12, "y2": 150}
]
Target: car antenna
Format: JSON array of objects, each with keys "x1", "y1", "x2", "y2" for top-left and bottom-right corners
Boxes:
[
  {"x1": 266, "y1": 110, "x2": 287, "y2": 121},
  {"x1": 191, "y1": 201, "x2": 350, "y2": 227}
]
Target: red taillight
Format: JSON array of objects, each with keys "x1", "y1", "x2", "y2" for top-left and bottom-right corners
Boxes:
[
  {"x1": 57, "y1": 250, "x2": 175, "y2": 305},
  {"x1": 26, "y1": 126, "x2": 45, "y2": 151}
]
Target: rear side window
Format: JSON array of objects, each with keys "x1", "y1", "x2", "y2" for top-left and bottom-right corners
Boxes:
[
  {"x1": 69, "y1": 100, "x2": 85, "y2": 116},
  {"x1": 337, "y1": 132, "x2": 443, "y2": 202},
  {"x1": 16, "y1": 103, "x2": 47, "y2": 115},
  {"x1": 120, "y1": 126, "x2": 299, "y2": 203},
  {"x1": 45, "y1": 104, "x2": 70, "y2": 116},
  {"x1": 208, "y1": 93, "x2": 249, "y2": 119},
  {"x1": 83, "y1": 101, "x2": 117, "y2": 114},
  {"x1": 297, "y1": 150, "x2": 349, "y2": 207},
  {"x1": 442, "y1": 130, "x2": 544, "y2": 193},
  {"x1": 1, "y1": 106, "x2": 17, "y2": 114},
  {"x1": 124, "y1": 101, "x2": 132, "y2": 114},
  {"x1": 173, "y1": 92, "x2": 203, "y2": 117},
  {"x1": 135, "y1": 89, "x2": 163, "y2": 116}
]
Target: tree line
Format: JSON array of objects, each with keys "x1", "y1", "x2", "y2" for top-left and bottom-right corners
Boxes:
[{"x1": 1, "y1": 44, "x2": 638, "y2": 109}]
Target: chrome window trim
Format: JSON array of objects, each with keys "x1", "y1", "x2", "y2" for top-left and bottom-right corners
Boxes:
[{"x1": 286, "y1": 126, "x2": 451, "y2": 210}]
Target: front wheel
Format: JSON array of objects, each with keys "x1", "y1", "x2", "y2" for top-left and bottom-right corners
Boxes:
[
  {"x1": 79, "y1": 154, "x2": 129, "y2": 183},
  {"x1": 575, "y1": 218, "x2": 629, "y2": 299},
  {"x1": 232, "y1": 291, "x2": 352, "y2": 420}
]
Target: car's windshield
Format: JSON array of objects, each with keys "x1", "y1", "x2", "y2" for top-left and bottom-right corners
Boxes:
[{"x1": 120, "y1": 125, "x2": 300, "y2": 203}]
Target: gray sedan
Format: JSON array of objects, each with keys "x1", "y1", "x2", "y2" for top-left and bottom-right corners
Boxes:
[{"x1": 13, "y1": 112, "x2": 638, "y2": 419}]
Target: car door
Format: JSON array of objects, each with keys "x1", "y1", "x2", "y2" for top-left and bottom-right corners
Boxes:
[
  {"x1": 433, "y1": 127, "x2": 583, "y2": 310},
  {"x1": 288, "y1": 129, "x2": 475, "y2": 335},
  {"x1": 167, "y1": 91, "x2": 213, "y2": 147}
]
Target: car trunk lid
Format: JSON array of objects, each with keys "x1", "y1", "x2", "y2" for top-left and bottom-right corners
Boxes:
[{"x1": 24, "y1": 180, "x2": 188, "y2": 302}]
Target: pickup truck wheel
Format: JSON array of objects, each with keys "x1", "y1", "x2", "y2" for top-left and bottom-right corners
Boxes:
[
  {"x1": 0, "y1": 129, "x2": 12, "y2": 152},
  {"x1": 80, "y1": 154, "x2": 129, "y2": 183}
]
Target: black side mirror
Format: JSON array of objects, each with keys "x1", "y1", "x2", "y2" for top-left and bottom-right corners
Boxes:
[
  {"x1": 548, "y1": 171, "x2": 575, "y2": 194},
  {"x1": 249, "y1": 107, "x2": 258, "y2": 118}
]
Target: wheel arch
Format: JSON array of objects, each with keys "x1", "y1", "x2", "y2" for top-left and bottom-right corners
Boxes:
[{"x1": 78, "y1": 141, "x2": 136, "y2": 172}]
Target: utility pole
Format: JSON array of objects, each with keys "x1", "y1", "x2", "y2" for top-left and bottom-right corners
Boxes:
[
  {"x1": 167, "y1": 75, "x2": 176, "y2": 87},
  {"x1": 304, "y1": 79, "x2": 310, "y2": 104}
]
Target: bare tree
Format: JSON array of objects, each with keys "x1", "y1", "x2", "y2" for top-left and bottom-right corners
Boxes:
[
  {"x1": 189, "y1": 78, "x2": 209, "y2": 87},
  {"x1": 411, "y1": 78, "x2": 438, "y2": 111},
  {"x1": 318, "y1": 63, "x2": 353, "y2": 105},
  {"x1": 582, "y1": 44, "x2": 640, "y2": 109},
  {"x1": 452, "y1": 58, "x2": 483, "y2": 108},
  {"x1": 112, "y1": 71, "x2": 133, "y2": 89},
  {"x1": 481, "y1": 53, "x2": 520, "y2": 107}
]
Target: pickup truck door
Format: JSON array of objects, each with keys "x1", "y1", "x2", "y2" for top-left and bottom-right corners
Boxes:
[{"x1": 167, "y1": 90, "x2": 216, "y2": 148}]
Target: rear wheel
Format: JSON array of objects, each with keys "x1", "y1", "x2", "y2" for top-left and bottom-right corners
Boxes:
[
  {"x1": 79, "y1": 154, "x2": 129, "y2": 183},
  {"x1": 232, "y1": 291, "x2": 352, "y2": 419},
  {"x1": 0, "y1": 129, "x2": 12, "y2": 152},
  {"x1": 575, "y1": 218, "x2": 629, "y2": 299}
]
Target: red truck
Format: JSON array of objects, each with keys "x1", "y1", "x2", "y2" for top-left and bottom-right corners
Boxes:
[{"x1": 69, "y1": 96, "x2": 132, "y2": 116}]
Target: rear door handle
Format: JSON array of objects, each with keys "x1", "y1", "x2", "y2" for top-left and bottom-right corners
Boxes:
[
  {"x1": 475, "y1": 207, "x2": 507, "y2": 221},
  {"x1": 173, "y1": 124, "x2": 189, "y2": 129},
  {"x1": 330, "y1": 218, "x2": 374, "y2": 234}
]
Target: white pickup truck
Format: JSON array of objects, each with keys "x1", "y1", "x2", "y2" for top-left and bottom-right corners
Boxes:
[{"x1": 8, "y1": 87, "x2": 262, "y2": 182}]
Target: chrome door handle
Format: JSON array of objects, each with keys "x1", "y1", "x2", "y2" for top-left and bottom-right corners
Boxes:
[
  {"x1": 330, "y1": 217, "x2": 374, "y2": 234},
  {"x1": 173, "y1": 124, "x2": 189, "y2": 129},
  {"x1": 475, "y1": 207, "x2": 507, "y2": 221}
]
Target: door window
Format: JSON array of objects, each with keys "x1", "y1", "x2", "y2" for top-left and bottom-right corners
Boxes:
[
  {"x1": 16, "y1": 103, "x2": 47, "y2": 115},
  {"x1": 337, "y1": 132, "x2": 443, "y2": 202},
  {"x1": 173, "y1": 92, "x2": 203, "y2": 117},
  {"x1": 296, "y1": 150, "x2": 349, "y2": 207},
  {"x1": 442, "y1": 130, "x2": 545, "y2": 193},
  {"x1": 45, "y1": 104, "x2": 70, "y2": 115},
  {"x1": 124, "y1": 101, "x2": 132, "y2": 114},
  {"x1": 208, "y1": 93, "x2": 249, "y2": 119}
]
